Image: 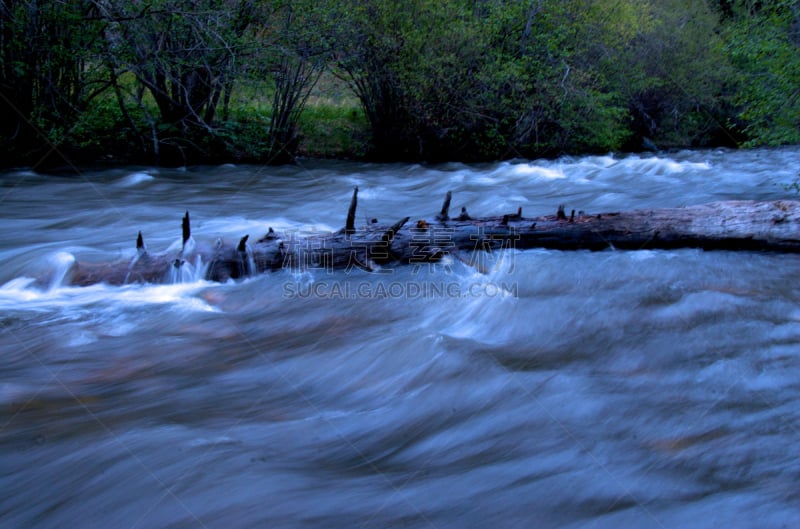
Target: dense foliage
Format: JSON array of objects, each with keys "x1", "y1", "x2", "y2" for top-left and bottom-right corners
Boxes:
[{"x1": 0, "y1": 0, "x2": 798, "y2": 168}]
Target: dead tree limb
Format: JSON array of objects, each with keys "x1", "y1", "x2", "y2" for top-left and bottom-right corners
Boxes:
[{"x1": 67, "y1": 191, "x2": 800, "y2": 286}]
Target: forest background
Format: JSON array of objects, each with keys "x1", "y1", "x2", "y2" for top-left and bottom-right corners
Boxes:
[{"x1": 1, "y1": 0, "x2": 798, "y2": 169}]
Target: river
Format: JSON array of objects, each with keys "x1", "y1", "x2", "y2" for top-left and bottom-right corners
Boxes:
[{"x1": 1, "y1": 148, "x2": 799, "y2": 528}]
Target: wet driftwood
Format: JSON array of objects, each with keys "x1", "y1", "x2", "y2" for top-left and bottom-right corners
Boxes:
[{"x1": 68, "y1": 188, "x2": 800, "y2": 286}]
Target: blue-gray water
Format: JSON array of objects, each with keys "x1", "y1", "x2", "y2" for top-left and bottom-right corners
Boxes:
[{"x1": 1, "y1": 148, "x2": 800, "y2": 528}]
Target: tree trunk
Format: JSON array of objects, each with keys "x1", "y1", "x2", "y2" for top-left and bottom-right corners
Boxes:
[{"x1": 67, "y1": 192, "x2": 800, "y2": 287}]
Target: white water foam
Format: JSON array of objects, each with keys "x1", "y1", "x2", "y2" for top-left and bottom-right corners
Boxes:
[
  {"x1": 617, "y1": 155, "x2": 711, "y2": 175},
  {"x1": 0, "y1": 277, "x2": 219, "y2": 314},
  {"x1": 47, "y1": 251, "x2": 76, "y2": 290},
  {"x1": 432, "y1": 251, "x2": 520, "y2": 343},
  {"x1": 167, "y1": 255, "x2": 208, "y2": 284},
  {"x1": 509, "y1": 163, "x2": 566, "y2": 180},
  {"x1": 115, "y1": 171, "x2": 155, "y2": 187}
]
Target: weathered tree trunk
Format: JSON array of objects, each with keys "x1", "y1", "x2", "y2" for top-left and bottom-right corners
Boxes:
[{"x1": 68, "y1": 190, "x2": 800, "y2": 287}]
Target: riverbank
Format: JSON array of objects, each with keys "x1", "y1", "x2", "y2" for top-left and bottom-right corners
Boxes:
[
  {"x1": 1, "y1": 101, "x2": 373, "y2": 173},
  {"x1": 0, "y1": 72, "x2": 734, "y2": 172},
  {"x1": 0, "y1": 106, "x2": 730, "y2": 174}
]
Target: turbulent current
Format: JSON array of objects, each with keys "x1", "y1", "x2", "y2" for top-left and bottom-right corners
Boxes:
[{"x1": 1, "y1": 148, "x2": 800, "y2": 528}]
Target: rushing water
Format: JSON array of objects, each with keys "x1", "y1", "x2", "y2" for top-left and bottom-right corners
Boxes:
[{"x1": 1, "y1": 148, "x2": 800, "y2": 528}]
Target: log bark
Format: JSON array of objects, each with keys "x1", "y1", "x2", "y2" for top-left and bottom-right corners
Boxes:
[{"x1": 67, "y1": 194, "x2": 800, "y2": 286}]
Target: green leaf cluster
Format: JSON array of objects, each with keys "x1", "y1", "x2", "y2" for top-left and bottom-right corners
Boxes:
[
  {"x1": 723, "y1": 0, "x2": 800, "y2": 146},
  {"x1": 1, "y1": 0, "x2": 798, "y2": 167}
]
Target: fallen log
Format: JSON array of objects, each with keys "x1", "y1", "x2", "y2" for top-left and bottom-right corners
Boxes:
[{"x1": 67, "y1": 190, "x2": 800, "y2": 286}]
